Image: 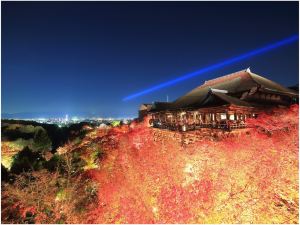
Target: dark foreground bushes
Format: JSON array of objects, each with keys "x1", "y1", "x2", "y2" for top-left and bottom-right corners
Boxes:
[{"x1": 1, "y1": 149, "x2": 99, "y2": 224}]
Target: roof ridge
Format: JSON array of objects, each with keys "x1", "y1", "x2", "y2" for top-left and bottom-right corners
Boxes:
[
  {"x1": 247, "y1": 70, "x2": 287, "y2": 90},
  {"x1": 174, "y1": 68, "x2": 252, "y2": 103},
  {"x1": 202, "y1": 68, "x2": 250, "y2": 87},
  {"x1": 246, "y1": 70, "x2": 265, "y2": 88}
]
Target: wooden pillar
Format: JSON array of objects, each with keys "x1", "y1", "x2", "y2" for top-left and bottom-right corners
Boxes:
[{"x1": 226, "y1": 112, "x2": 230, "y2": 120}]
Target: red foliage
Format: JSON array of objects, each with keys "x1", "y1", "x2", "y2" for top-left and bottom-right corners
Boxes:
[
  {"x1": 246, "y1": 104, "x2": 299, "y2": 132},
  {"x1": 85, "y1": 105, "x2": 298, "y2": 223},
  {"x1": 5, "y1": 105, "x2": 298, "y2": 223},
  {"x1": 158, "y1": 185, "x2": 193, "y2": 223}
]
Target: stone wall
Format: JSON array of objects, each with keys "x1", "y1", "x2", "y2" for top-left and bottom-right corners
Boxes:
[{"x1": 152, "y1": 127, "x2": 251, "y2": 146}]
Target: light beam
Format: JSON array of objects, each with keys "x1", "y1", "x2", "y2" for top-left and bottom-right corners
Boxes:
[{"x1": 123, "y1": 34, "x2": 299, "y2": 101}]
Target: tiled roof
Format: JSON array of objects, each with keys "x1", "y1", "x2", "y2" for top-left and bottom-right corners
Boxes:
[{"x1": 149, "y1": 69, "x2": 298, "y2": 112}]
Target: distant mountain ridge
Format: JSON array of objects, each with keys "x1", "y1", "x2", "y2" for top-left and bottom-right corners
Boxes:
[
  {"x1": 1, "y1": 112, "x2": 100, "y2": 119},
  {"x1": 1, "y1": 111, "x2": 136, "y2": 119}
]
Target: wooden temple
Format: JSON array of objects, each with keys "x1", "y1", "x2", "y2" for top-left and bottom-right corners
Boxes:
[{"x1": 139, "y1": 68, "x2": 298, "y2": 131}]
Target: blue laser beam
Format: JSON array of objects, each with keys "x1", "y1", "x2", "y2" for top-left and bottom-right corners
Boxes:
[{"x1": 123, "y1": 34, "x2": 299, "y2": 101}]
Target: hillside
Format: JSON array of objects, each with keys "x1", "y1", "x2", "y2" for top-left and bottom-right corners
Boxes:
[{"x1": 1, "y1": 105, "x2": 299, "y2": 224}]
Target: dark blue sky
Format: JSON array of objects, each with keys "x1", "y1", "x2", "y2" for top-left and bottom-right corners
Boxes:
[{"x1": 2, "y1": 2, "x2": 299, "y2": 118}]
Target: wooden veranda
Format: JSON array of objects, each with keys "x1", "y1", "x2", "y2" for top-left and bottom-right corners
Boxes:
[{"x1": 149, "y1": 105, "x2": 258, "y2": 131}]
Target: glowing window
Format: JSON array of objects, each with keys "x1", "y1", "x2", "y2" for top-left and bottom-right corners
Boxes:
[
  {"x1": 220, "y1": 113, "x2": 227, "y2": 120},
  {"x1": 229, "y1": 114, "x2": 235, "y2": 120}
]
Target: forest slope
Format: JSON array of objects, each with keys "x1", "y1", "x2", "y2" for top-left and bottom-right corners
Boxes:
[{"x1": 2, "y1": 105, "x2": 299, "y2": 224}]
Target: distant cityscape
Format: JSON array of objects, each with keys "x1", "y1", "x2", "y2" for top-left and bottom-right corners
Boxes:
[{"x1": 2, "y1": 114, "x2": 134, "y2": 127}]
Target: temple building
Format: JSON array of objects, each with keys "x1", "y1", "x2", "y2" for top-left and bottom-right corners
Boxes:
[
  {"x1": 138, "y1": 104, "x2": 153, "y2": 119},
  {"x1": 139, "y1": 68, "x2": 298, "y2": 131}
]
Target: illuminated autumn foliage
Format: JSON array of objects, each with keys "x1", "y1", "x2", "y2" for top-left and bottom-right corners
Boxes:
[
  {"x1": 85, "y1": 105, "x2": 299, "y2": 223},
  {"x1": 2, "y1": 105, "x2": 299, "y2": 224}
]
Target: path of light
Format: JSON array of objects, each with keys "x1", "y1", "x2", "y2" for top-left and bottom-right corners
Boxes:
[{"x1": 123, "y1": 34, "x2": 299, "y2": 101}]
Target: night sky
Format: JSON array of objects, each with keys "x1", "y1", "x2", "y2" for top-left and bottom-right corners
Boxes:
[{"x1": 2, "y1": 2, "x2": 299, "y2": 118}]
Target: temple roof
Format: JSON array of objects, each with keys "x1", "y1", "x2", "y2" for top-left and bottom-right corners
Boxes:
[
  {"x1": 139, "y1": 103, "x2": 153, "y2": 111},
  {"x1": 150, "y1": 68, "x2": 298, "y2": 112},
  {"x1": 150, "y1": 102, "x2": 172, "y2": 112},
  {"x1": 200, "y1": 90, "x2": 254, "y2": 108}
]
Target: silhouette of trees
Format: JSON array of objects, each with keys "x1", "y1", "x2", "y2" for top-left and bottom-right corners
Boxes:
[{"x1": 31, "y1": 127, "x2": 52, "y2": 153}]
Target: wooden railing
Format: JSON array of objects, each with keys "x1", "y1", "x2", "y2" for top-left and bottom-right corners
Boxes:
[{"x1": 152, "y1": 120, "x2": 247, "y2": 131}]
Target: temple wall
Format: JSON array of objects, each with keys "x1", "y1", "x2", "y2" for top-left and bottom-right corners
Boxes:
[{"x1": 152, "y1": 127, "x2": 252, "y2": 145}]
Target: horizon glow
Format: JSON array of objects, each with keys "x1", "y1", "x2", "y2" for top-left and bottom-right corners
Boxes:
[{"x1": 123, "y1": 34, "x2": 299, "y2": 101}]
